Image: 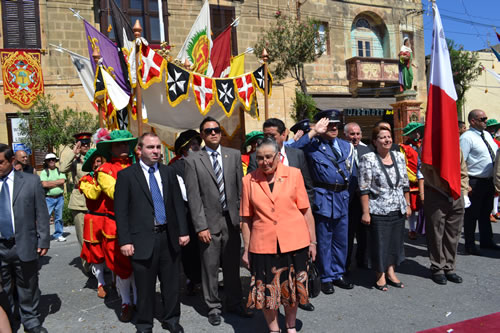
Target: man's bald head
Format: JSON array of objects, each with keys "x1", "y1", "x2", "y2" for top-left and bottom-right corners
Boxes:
[
  {"x1": 15, "y1": 150, "x2": 28, "y2": 166},
  {"x1": 468, "y1": 109, "x2": 487, "y2": 131},
  {"x1": 344, "y1": 122, "x2": 362, "y2": 146}
]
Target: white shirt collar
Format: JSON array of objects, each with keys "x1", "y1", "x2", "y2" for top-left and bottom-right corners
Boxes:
[
  {"x1": 139, "y1": 159, "x2": 158, "y2": 173},
  {"x1": 2, "y1": 168, "x2": 14, "y2": 181},
  {"x1": 205, "y1": 145, "x2": 222, "y2": 156}
]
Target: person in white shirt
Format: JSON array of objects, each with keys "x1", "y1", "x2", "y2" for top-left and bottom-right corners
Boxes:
[{"x1": 459, "y1": 109, "x2": 500, "y2": 255}]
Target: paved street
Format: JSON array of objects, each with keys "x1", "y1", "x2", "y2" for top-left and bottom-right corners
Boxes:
[{"x1": 33, "y1": 223, "x2": 500, "y2": 333}]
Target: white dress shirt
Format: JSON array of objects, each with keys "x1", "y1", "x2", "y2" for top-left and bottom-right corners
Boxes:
[
  {"x1": 205, "y1": 145, "x2": 223, "y2": 173},
  {"x1": 460, "y1": 128, "x2": 497, "y2": 178},
  {"x1": 0, "y1": 169, "x2": 15, "y2": 233},
  {"x1": 139, "y1": 159, "x2": 163, "y2": 196},
  {"x1": 280, "y1": 145, "x2": 289, "y2": 166}
]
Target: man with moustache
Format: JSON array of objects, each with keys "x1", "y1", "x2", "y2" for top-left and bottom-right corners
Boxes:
[{"x1": 293, "y1": 110, "x2": 355, "y2": 294}]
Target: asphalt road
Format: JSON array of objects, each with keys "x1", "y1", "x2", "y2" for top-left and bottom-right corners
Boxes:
[{"x1": 29, "y1": 222, "x2": 500, "y2": 332}]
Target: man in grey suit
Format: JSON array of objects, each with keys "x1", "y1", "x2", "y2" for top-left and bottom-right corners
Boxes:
[
  {"x1": 0, "y1": 144, "x2": 49, "y2": 333},
  {"x1": 184, "y1": 117, "x2": 250, "y2": 326}
]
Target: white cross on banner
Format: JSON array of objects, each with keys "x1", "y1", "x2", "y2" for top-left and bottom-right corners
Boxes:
[
  {"x1": 235, "y1": 74, "x2": 255, "y2": 110},
  {"x1": 192, "y1": 74, "x2": 214, "y2": 114},
  {"x1": 140, "y1": 44, "x2": 165, "y2": 88}
]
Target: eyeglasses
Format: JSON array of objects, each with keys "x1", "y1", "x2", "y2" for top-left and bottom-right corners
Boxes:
[
  {"x1": 47, "y1": 158, "x2": 57, "y2": 162},
  {"x1": 477, "y1": 117, "x2": 488, "y2": 122},
  {"x1": 256, "y1": 153, "x2": 278, "y2": 163},
  {"x1": 203, "y1": 127, "x2": 221, "y2": 135}
]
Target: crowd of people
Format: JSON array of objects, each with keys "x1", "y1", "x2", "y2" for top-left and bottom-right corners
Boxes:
[{"x1": 0, "y1": 108, "x2": 498, "y2": 333}]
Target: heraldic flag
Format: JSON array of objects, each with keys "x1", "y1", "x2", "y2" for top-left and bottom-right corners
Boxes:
[
  {"x1": 252, "y1": 64, "x2": 273, "y2": 96},
  {"x1": 215, "y1": 79, "x2": 236, "y2": 116},
  {"x1": 421, "y1": 3, "x2": 461, "y2": 200},
  {"x1": 167, "y1": 62, "x2": 191, "y2": 106},
  {"x1": 84, "y1": 20, "x2": 131, "y2": 95},
  {"x1": 176, "y1": 0, "x2": 212, "y2": 75},
  {"x1": 209, "y1": 26, "x2": 232, "y2": 78},
  {"x1": 0, "y1": 50, "x2": 44, "y2": 109}
]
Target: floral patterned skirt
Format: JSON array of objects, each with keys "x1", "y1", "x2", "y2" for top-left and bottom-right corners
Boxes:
[{"x1": 247, "y1": 246, "x2": 309, "y2": 310}]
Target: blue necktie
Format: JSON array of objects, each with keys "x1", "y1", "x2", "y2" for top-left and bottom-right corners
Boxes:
[
  {"x1": 0, "y1": 177, "x2": 14, "y2": 239},
  {"x1": 148, "y1": 167, "x2": 166, "y2": 225}
]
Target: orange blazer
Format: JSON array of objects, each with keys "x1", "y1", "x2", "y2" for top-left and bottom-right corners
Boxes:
[{"x1": 240, "y1": 163, "x2": 311, "y2": 254}]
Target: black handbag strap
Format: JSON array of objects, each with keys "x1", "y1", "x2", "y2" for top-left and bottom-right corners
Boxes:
[
  {"x1": 325, "y1": 141, "x2": 349, "y2": 184},
  {"x1": 374, "y1": 151, "x2": 401, "y2": 190}
]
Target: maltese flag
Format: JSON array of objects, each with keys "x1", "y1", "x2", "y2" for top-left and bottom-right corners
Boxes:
[{"x1": 421, "y1": 3, "x2": 461, "y2": 200}]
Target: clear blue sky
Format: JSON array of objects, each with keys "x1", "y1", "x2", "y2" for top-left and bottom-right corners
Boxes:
[{"x1": 423, "y1": 0, "x2": 500, "y2": 54}]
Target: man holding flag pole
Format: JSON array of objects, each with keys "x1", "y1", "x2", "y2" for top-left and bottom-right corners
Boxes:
[{"x1": 421, "y1": 1, "x2": 470, "y2": 285}]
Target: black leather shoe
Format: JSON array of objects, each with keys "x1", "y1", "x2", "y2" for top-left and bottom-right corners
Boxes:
[
  {"x1": 465, "y1": 245, "x2": 480, "y2": 255},
  {"x1": 208, "y1": 313, "x2": 221, "y2": 326},
  {"x1": 431, "y1": 274, "x2": 447, "y2": 285},
  {"x1": 332, "y1": 277, "x2": 354, "y2": 289},
  {"x1": 445, "y1": 273, "x2": 463, "y2": 283},
  {"x1": 480, "y1": 243, "x2": 500, "y2": 250},
  {"x1": 321, "y1": 281, "x2": 334, "y2": 294},
  {"x1": 227, "y1": 304, "x2": 254, "y2": 318},
  {"x1": 25, "y1": 326, "x2": 48, "y2": 333},
  {"x1": 298, "y1": 302, "x2": 315, "y2": 311},
  {"x1": 162, "y1": 322, "x2": 184, "y2": 333}
]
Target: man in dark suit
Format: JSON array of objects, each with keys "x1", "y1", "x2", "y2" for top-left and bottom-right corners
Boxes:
[
  {"x1": 184, "y1": 117, "x2": 249, "y2": 326},
  {"x1": 247, "y1": 118, "x2": 316, "y2": 311},
  {"x1": 0, "y1": 143, "x2": 49, "y2": 333},
  {"x1": 115, "y1": 133, "x2": 189, "y2": 333},
  {"x1": 343, "y1": 122, "x2": 370, "y2": 271}
]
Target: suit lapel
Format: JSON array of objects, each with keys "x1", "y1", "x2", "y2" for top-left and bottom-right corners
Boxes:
[
  {"x1": 133, "y1": 164, "x2": 153, "y2": 206},
  {"x1": 284, "y1": 146, "x2": 296, "y2": 166},
  {"x1": 271, "y1": 163, "x2": 287, "y2": 202},
  {"x1": 221, "y1": 147, "x2": 230, "y2": 186},
  {"x1": 200, "y1": 148, "x2": 217, "y2": 183},
  {"x1": 12, "y1": 171, "x2": 25, "y2": 205},
  {"x1": 254, "y1": 169, "x2": 274, "y2": 203}
]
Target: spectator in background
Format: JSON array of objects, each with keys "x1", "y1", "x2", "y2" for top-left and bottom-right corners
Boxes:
[
  {"x1": 14, "y1": 150, "x2": 34, "y2": 174},
  {"x1": 359, "y1": 125, "x2": 410, "y2": 291},
  {"x1": 40, "y1": 153, "x2": 66, "y2": 242},
  {"x1": 60, "y1": 132, "x2": 94, "y2": 273},
  {"x1": 241, "y1": 131, "x2": 263, "y2": 176},
  {"x1": 241, "y1": 137, "x2": 316, "y2": 333},
  {"x1": 458, "y1": 121, "x2": 467, "y2": 136},
  {"x1": 343, "y1": 122, "x2": 370, "y2": 272},
  {"x1": 486, "y1": 120, "x2": 500, "y2": 222},
  {"x1": 460, "y1": 110, "x2": 500, "y2": 255}
]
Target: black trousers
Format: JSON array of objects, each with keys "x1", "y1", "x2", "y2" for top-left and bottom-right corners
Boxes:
[
  {"x1": 0, "y1": 242, "x2": 41, "y2": 330},
  {"x1": 346, "y1": 194, "x2": 368, "y2": 269},
  {"x1": 132, "y1": 230, "x2": 181, "y2": 331},
  {"x1": 464, "y1": 177, "x2": 495, "y2": 247},
  {"x1": 181, "y1": 210, "x2": 201, "y2": 285}
]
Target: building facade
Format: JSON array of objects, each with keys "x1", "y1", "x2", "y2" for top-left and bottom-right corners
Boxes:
[{"x1": 1, "y1": 0, "x2": 425, "y2": 158}]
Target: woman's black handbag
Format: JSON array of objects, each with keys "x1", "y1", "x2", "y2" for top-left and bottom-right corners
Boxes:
[{"x1": 307, "y1": 258, "x2": 321, "y2": 298}]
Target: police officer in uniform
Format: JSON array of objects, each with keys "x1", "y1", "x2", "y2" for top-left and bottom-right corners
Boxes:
[{"x1": 292, "y1": 110, "x2": 355, "y2": 294}]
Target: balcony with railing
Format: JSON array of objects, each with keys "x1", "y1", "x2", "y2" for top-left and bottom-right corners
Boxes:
[{"x1": 345, "y1": 57, "x2": 400, "y2": 96}]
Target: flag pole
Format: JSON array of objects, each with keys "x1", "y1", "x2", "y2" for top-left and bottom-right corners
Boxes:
[
  {"x1": 133, "y1": 20, "x2": 144, "y2": 136},
  {"x1": 262, "y1": 48, "x2": 269, "y2": 120},
  {"x1": 92, "y1": 48, "x2": 104, "y2": 129}
]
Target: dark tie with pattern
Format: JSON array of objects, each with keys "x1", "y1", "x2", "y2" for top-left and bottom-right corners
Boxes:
[
  {"x1": 148, "y1": 167, "x2": 166, "y2": 225},
  {"x1": 211, "y1": 151, "x2": 227, "y2": 210},
  {"x1": 0, "y1": 177, "x2": 14, "y2": 239},
  {"x1": 480, "y1": 131, "x2": 496, "y2": 162}
]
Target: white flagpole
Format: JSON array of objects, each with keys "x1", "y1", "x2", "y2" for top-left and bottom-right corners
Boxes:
[{"x1": 158, "y1": 0, "x2": 165, "y2": 42}]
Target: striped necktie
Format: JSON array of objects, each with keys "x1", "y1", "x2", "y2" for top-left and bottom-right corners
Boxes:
[
  {"x1": 211, "y1": 151, "x2": 227, "y2": 210},
  {"x1": 480, "y1": 131, "x2": 495, "y2": 163}
]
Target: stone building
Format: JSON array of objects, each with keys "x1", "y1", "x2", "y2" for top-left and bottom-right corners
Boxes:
[{"x1": 1, "y1": 0, "x2": 425, "y2": 165}]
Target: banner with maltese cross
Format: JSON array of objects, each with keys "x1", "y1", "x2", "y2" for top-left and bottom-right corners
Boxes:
[
  {"x1": 166, "y1": 62, "x2": 191, "y2": 107},
  {"x1": 215, "y1": 79, "x2": 236, "y2": 116},
  {"x1": 252, "y1": 64, "x2": 273, "y2": 96}
]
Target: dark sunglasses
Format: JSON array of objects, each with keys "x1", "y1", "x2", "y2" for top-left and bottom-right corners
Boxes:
[
  {"x1": 47, "y1": 158, "x2": 57, "y2": 162},
  {"x1": 477, "y1": 117, "x2": 488, "y2": 122},
  {"x1": 203, "y1": 127, "x2": 221, "y2": 135}
]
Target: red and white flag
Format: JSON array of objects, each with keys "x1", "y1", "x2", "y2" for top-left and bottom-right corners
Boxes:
[
  {"x1": 421, "y1": 3, "x2": 461, "y2": 200},
  {"x1": 208, "y1": 26, "x2": 232, "y2": 78},
  {"x1": 139, "y1": 43, "x2": 165, "y2": 88},
  {"x1": 192, "y1": 74, "x2": 214, "y2": 113},
  {"x1": 235, "y1": 74, "x2": 255, "y2": 110}
]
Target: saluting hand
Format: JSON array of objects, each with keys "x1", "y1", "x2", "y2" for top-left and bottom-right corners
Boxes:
[
  {"x1": 314, "y1": 118, "x2": 330, "y2": 135},
  {"x1": 198, "y1": 229, "x2": 212, "y2": 244},
  {"x1": 73, "y1": 141, "x2": 82, "y2": 156}
]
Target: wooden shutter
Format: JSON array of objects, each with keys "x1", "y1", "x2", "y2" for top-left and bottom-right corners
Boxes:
[
  {"x1": 210, "y1": 5, "x2": 237, "y2": 56},
  {"x1": 1, "y1": 0, "x2": 41, "y2": 49}
]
